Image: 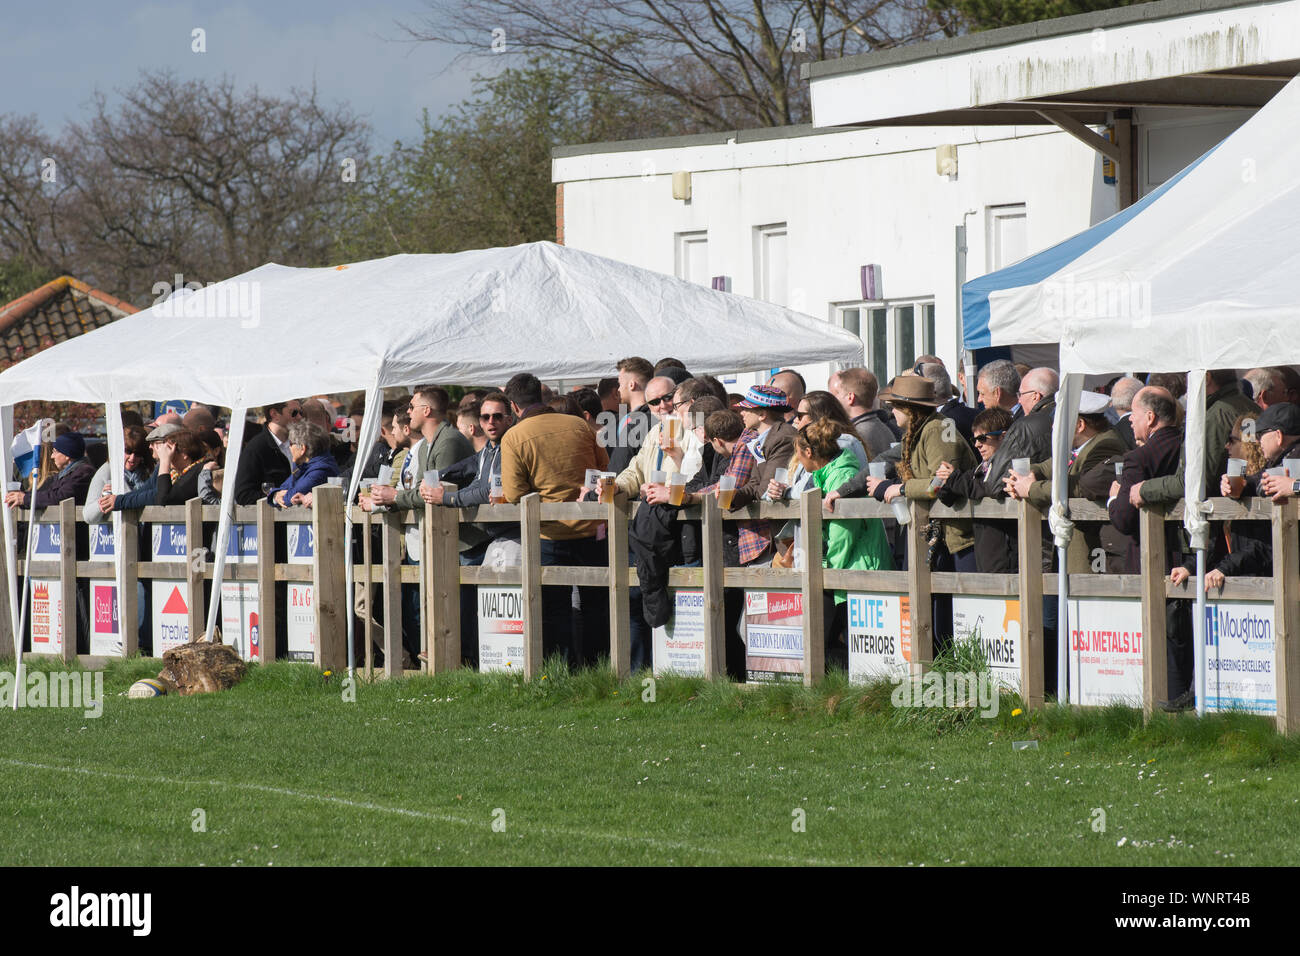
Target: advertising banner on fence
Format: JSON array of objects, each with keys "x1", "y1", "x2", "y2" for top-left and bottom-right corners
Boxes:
[
  {"x1": 1205, "y1": 601, "x2": 1276, "y2": 715},
  {"x1": 951, "y1": 596, "x2": 1022, "y2": 691},
  {"x1": 225, "y1": 523, "x2": 258, "y2": 563},
  {"x1": 287, "y1": 585, "x2": 315, "y2": 662},
  {"x1": 89, "y1": 581, "x2": 121, "y2": 657},
  {"x1": 286, "y1": 524, "x2": 315, "y2": 662},
  {"x1": 1067, "y1": 597, "x2": 1144, "y2": 707},
  {"x1": 29, "y1": 579, "x2": 63, "y2": 656},
  {"x1": 286, "y1": 524, "x2": 314, "y2": 565},
  {"x1": 151, "y1": 523, "x2": 189, "y2": 655},
  {"x1": 87, "y1": 523, "x2": 123, "y2": 657},
  {"x1": 32, "y1": 522, "x2": 60, "y2": 558},
  {"x1": 744, "y1": 590, "x2": 804, "y2": 683},
  {"x1": 478, "y1": 587, "x2": 524, "y2": 672},
  {"x1": 652, "y1": 589, "x2": 707, "y2": 676},
  {"x1": 88, "y1": 522, "x2": 115, "y2": 560},
  {"x1": 29, "y1": 523, "x2": 63, "y2": 656},
  {"x1": 221, "y1": 582, "x2": 261, "y2": 662},
  {"x1": 219, "y1": 525, "x2": 261, "y2": 662},
  {"x1": 847, "y1": 593, "x2": 910, "y2": 684},
  {"x1": 152, "y1": 582, "x2": 190, "y2": 654}
]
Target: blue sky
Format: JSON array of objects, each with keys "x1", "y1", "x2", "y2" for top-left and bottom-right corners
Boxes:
[{"x1": 0, "y1": 0, "x2": 486, "y2": 150}]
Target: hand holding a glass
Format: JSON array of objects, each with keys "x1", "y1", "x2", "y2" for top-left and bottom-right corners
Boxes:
[
  {"x1": 863, "y1": 461, "x2": 888, "y2": 496},
  {"x1": 765, "y1": 467, "x2": 789, "y2": 501},
  {"x1": 1261, "y1": 465, "x2": 1292, "y2": 502},
  {"x1": 641, "y1": 469, "x2": 670, "y2": 504},
  {"x1": 1004, "y1": 470, "x2": 1034, "y2": 500},
  {"x1": 1223, "y1": 458, "x2": 1247, "y2": 499}
]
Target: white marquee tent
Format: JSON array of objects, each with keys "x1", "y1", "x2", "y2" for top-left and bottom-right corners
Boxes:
[
  {"x1": 0, "y1": 241, "x2": 864, "y2": 680},
  {"x1": 997, "y1": 74, "x2": 1300, "y2": 712}
]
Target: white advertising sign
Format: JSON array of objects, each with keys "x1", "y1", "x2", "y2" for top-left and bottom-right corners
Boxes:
[
  {"x1": 1067, "y1": 597, "x2": 1144, "y2": 707},
  {"x1": 152, "y1": 581, "x2": 191, "y2": 655},
  {"x1": 221, "y1": 581, "x2": 262, "y2": 662},
  {"x1": 847, "y1": 593, "x2": 911, "y2": 684},
  {"x1": 744, "y1": 590, "x2": 804, "y2": 683},
  {"x1": 1205, "y1": 601, "x2": 1276, "y2": 716},
  {"x1": 951, "y1": 596, "x2": 1022, "y2": 692},
  {"x1": 29, "y1": 579, "x2": 63, "y2": 656},
  {"x1": 477, "y1": 587, "x2": 525, "y2": 672},
  {"x1": 652, "y1": 589, "x2": 707, "y2": 677}
]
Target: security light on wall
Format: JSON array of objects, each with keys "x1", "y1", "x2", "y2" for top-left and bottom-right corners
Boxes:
[
  {"x1": 936, "y1": 144, "x2": 958, "y2": 179},
  {"x1": 672, "y1": 171, "x2": 692, "y2": 201}
]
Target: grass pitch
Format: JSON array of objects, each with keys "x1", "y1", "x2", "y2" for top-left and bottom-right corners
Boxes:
[{"x1": 0, "y1": 655, "x2": 1297, "y2": 866}]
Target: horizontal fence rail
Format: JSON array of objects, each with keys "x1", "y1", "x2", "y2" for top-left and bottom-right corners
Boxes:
[{"x1": 0, "y1": 484, "x2": 1293, "y2": 731}]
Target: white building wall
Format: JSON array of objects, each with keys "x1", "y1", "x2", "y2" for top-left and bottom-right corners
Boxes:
[{"x1": 555, "y1": 123, "x2": 1114, "y2": 392}]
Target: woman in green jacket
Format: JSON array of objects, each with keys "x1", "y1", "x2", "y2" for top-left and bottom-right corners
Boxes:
[{"x1": 794, "y1": 419, "x2": 892, "y2": 669}]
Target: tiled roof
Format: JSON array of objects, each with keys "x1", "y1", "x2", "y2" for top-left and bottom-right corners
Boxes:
[{"x1": 0, "y1": 276, "x2": 137, "y2": 364}]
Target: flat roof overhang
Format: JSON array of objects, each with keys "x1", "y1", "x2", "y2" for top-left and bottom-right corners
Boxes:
[{"x1": 805, "y1": 0, "x2": 1300, "y2": 127}]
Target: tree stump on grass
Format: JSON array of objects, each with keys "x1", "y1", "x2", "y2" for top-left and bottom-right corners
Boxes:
[{"x1": 159, "y1": 641, "x2": 248, "y2": 696}]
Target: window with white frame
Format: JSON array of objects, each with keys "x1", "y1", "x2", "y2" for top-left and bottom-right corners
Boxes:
[
  {"x1": 986, "y1": 203, "x2": 1028, "y2": 272},
  {"x1": 753, "y1": 222, "x2": 789, "y2": 307},
  {"x1": 674, "y1": 231, "x2": 709, "y2": 286},
  {"x1": 834, "y1": 299, "x2": 936, "y2": 383}
]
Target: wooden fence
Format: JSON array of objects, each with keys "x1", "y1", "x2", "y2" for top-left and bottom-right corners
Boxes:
[{"x1": 2, "y1": 484, "x2": 1294, "y2": 732}]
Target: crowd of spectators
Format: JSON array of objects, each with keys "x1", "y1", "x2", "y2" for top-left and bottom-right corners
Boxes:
[{"x1": 13, "y1": 356, "x2": 1298, "y2": 708}]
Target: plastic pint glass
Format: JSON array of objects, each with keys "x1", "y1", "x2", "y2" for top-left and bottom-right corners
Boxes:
[
  {"x1": 489, "y1": 473, "x2": 505, "y2": 504},
  {"x1": 598, "y1": 472, "x2": 616, "y2": 503},
  {"x1": 668, "y1": 473, "x2": 686, "y2": 506},
  {"x1": 717, "y1": 474, "x2": 737, "y2": 510},
  {"x1": 1226, "y1": 458, "x2": 1247, "y2": 496},
  {"x1": 661, "y1": 418, "x2": 680, "y2": 451}
]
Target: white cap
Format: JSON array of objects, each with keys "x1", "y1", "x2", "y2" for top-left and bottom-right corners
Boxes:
[{"x1": 1078, "y1": 391, "x2": 1111, "y2": 415}]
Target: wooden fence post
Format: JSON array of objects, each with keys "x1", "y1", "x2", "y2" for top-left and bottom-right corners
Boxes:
[
  {"x1": 1139, "y1": 505, "x2": 1168, "y2": 719},
  {"x1": 255, "y1": 500, "x2": 277, "y2": 662},
  {"x1": 58, "y1": 500, "x2": 75, "y2": 664},
  {"x1": 701, "y1": 494, "x2": 726, "y2": 679},
  {"x1": 520, "y1": 493, "x2": 543, "y2": 678},
  {"x1": 381, "y1": 511, "x2": 403, "y2": 677},
  {"x1": 606, "y1": 495, "x2": 631, "y2": 678},
  {"x1": 184, "y1": 497, "x2": 205, "y2": 642},
  {"x1": 1017, "y1": 498, "x2": 1046, "y2": 709},
  {"x1": 311, "y1": 486, "x2": 347, "y2": 670},
  {"x1": 906, "y1": 498, "x2": 933, "y2": 675},
  {"x1": 800, "y1": 489, "x2": 825, "y2": 686},
  {"x1": 120, "y1": 511, "x2": 140, "y2": 659},
  {"x1": 424, "y1": 490, "x2": 461, "y2": 672},
  {"x1": 1272, "y1": 498, "x2": 1300, "y2": 734}
]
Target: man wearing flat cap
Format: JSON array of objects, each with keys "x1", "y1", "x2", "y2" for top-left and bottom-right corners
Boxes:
[
  {"x1": 1237, "y1": 402, "x2": 1300, "y2": 502},
  {"x1": 1004, "y1": 390, "x2": 1129, "y2": 572},
  {"x1": 4, "y1": 431, "x2": 96, "y2": 510}
]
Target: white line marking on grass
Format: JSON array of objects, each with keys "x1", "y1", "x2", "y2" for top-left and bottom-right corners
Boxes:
[{"x1": 1, "y1": 758, "x2": 847, "y2": 866}]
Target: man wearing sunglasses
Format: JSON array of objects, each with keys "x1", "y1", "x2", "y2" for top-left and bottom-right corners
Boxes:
[
  {"x1": 420, "y1": 393, "x2": 513, "y2": 512},
  {"x1": 416, "y1": 392, "x2": 516, "y2": 668},
  {"x1": 607, "y1": 376, "x2": 703, "y2": 500}
]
